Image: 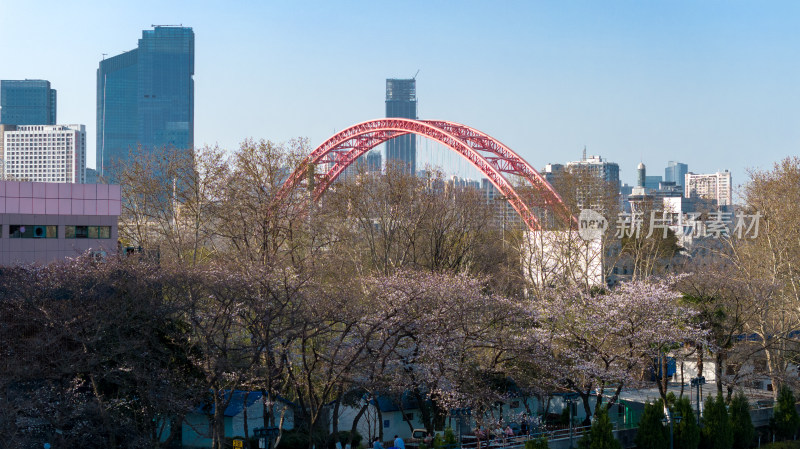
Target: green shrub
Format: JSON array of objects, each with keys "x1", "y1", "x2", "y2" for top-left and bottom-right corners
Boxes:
[
  {"x1": 700, "y1": 394, "x2": 732, "y2": 449},
  {"x1": 443, "y1": 428, "x2": 457, "y2": 447},
  {"x1": 524, "y1": 437, "x2": 548, "y2": 449},
  {"x1": 772, "y1": 386, "x2": 800, "y2": 441},
  {"x1": 730, "y1": 393, "x2": 755, "y2": 449},
  {"x1": 636, "y1": 399, "x2": 669, "y2": 449},
  {"x1": 277, "y1": 430, "x2": 310, "y2": 449},
  {"x1": 673, "y1": 397, "x2": 700, "y2": 449},
  {"x1": 431, "y1": 434, "x2": 443, "y2": 449},
  {"x1": 577, "y1": 408, "x2": 621, "y2": 449}
]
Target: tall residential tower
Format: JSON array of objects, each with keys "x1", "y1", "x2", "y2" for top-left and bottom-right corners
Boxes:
[
  {"x1": 97, "y1": 26, "x2": 194, "y2": 179},
  {"x1": 385, "y1": 78, "x2": 417, "y2": 174},
  {"x1": 685, "y1": 170, "x2": 732, "y2": 207}
]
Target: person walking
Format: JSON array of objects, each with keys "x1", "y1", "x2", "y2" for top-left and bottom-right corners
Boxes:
[{"x1": 394, "y1": 435, "x2": 405, "y2": 449}]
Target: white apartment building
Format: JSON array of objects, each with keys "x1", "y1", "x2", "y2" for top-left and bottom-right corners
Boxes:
[
  {"x1": 2, "y1": 124, "x2": 86, "y2": 183},
  {"x1": 685, "y1": 170, "x2": 732, "y2": 207}
]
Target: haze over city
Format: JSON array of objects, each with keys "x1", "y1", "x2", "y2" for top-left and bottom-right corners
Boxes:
[
  {"x1": 1, "y1": 0, "x2": 798, "y2": 190},
  {"x1": 7, "y1": 2, "x2": 800, "y2": 448}
]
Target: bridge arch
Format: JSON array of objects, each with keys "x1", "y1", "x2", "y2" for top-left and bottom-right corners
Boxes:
[{"x1": 276, "y1": 118, "x2": 572, "y2": 231}]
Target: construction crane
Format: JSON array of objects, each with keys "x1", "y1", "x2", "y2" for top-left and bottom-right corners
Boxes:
[
  {"x1": 412, "y1": 69, "x2": 420, "y2": 80},
  {"x1": 151, "y1": 24, "x2": 183, "y2": 27}
]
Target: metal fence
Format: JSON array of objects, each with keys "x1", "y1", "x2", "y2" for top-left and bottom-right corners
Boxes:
[{"x1": 459, "y1": 425, "x2": 599, "y2": 449}]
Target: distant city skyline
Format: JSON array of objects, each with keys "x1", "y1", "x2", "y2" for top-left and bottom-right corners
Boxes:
[{"x1": 2, "y1": 1, "x2": 798, "y2": 194}]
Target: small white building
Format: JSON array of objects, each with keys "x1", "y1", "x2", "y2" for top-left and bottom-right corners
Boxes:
[
  {"x1": 521, "y1": 230, "x2": 605, "y2": 290},
  {"x1": 183, "y1": 391, "x2": 296, "y2": 449},
  {"x1": 2, "y1": 124, "x2": 86, "y2": 183}
]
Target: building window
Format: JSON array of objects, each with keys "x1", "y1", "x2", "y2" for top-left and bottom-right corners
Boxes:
[
  {"x1": 9, "y1": 225, "x2": 57, "y2": 238},
  {"x1": 65, "y1": 225, "x2": 111, "y2": 239}
]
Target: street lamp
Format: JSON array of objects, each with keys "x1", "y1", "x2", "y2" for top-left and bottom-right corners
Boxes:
[
  {"x1": 662, "y1": 410, "x2": 682, "y2": 449},
  {"x1": 690, "y1": 376, "x2": 706, "y2": 425},
  {"x1": 566, "y1": 394, "x2": 579, "y2": 449}
]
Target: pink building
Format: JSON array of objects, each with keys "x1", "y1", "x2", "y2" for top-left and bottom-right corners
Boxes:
[{"x1": 0, "y1": 181, "x2": 120, "y2": 265}]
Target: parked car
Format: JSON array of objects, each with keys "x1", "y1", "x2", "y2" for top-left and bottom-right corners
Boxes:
[{"x1": 411, "y1": 429, "x2": 443, "y2": 442}]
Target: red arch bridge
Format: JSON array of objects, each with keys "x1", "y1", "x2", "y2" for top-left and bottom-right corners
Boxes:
[{"x1": 275, "y1": 118, "x2": 574, "y2": 231}]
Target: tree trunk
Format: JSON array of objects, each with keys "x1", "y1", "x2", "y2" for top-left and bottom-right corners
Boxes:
[
  {"x1": 580, "y1": 392, "x2": 592, "y2": 426},
  {"x1": 697, "y1": 343, "x2": 703, "y2": 378},
  {"x1": 332, "y1": 397, "x2": 341, "y2": 436},
  {"x1": 697, "y1": 344, "x2": 704, "y2": 405},
  {"x1": 273, "y1": 409, "x2": 287, "y2": 449},
  {"x1": 715, "y1": 351, "x2": 724, "y2": 397},
  {"x1": 214, "y1": 391, "x2": 226, "y2": 449},
  {"x1": 263, "y1": 388, "x2": 271, "y2": 430},
  {"x1": 348, "y1": 402, "x2": 371, "y2": 447},
  {"x1": 244, "y1": 391, "x2": 250, "y2": 442},
  {"x1": 765, "y1": 346, "x2": 780, "y2": 399},
  {"x1": 397, "y1": 398, "x2": 416, "y2": 433},
  {"x1": 377, "y1": 407, "x2": 384, "y2": 442}
]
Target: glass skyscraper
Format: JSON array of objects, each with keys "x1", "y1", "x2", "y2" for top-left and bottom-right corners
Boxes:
[
  {"x1": 0, "y1": 80, "x2": 57, "y2": 125},
  {"x1": 97, "y1": 26, "x2": 194, "y2": 178},
  {"x1": 385, "y1": 78, "x2": 417, "y2": 174},
  {"x1": 665, "y1": 161, "x2": 688, "y2": 188}
]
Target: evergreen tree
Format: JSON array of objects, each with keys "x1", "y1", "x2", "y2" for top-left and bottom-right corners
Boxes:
[
  {"x1": 636, "y1": 400, "x2": 669, "y2": 449},
  {"x1": 700, "y1": 394, "x2": 733, "y2": 449},
  {"x1": 578, "y1": 408, "x2": 621, "y2": 449},
  {"x1": 673, "y1": 397, "x2": 700, "y2": 449},
  {"x1": 771, "y1": 386, "x2": 800, "y2": 441},
  {"x1": 729, "y1": 393, "x2": 754, "y2": 449}
]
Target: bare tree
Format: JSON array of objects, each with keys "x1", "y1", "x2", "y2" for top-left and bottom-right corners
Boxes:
[
  {"x1": 726, "y1": 157, "x2": 800, "y2": 394},
  {"x1": 117, "y1": 145, "x2": 228, "y2": 266}
]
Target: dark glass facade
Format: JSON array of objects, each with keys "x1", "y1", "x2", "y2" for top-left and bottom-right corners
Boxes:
[
  {"x1": 97, "y1": 26, "x2": 194, "y2": 178},
  {"x1": 0, "y1": 80, "x2": 56, "y2": 125},
  {"x1": 665, "y1": 161, "x2": 688, "y2": 187},
  {"x1": 385, "y1": 78, "x2": 417, "y2": 174}
]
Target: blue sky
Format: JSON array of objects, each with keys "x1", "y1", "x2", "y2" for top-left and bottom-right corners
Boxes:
[{"x1": 1, "y1": 0, "x2": 798, "y2": 191}]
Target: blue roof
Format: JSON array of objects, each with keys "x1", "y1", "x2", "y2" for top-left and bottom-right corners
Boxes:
[{"x1": 199, "y1": 390, "x2": 295, "y2": 417}]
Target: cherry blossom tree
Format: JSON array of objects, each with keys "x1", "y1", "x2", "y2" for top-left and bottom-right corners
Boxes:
[
  {"x1": 527, "y1": 279, "x2": 706, "y2": 423},
  {"x1": 0, "y1": 256, "x2": 203, "y2": 449},
  {"x1": 353, "y1": 270, "x2": 522, "y2": 433}
]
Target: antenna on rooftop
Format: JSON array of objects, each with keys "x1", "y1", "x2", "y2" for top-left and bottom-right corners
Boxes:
[{"x1": 412, "y1": 69, "x2": 420, "y2": 80}]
